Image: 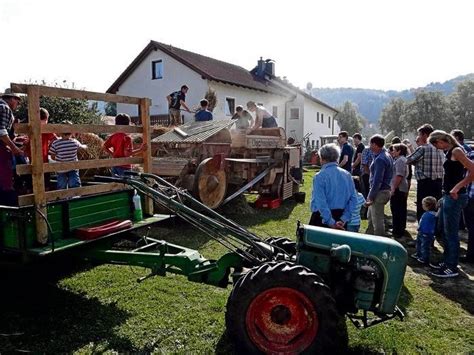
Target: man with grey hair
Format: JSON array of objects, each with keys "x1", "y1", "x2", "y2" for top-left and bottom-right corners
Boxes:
[{"x1": 309, "y1": 143, "x2": 358, "y2": 229}]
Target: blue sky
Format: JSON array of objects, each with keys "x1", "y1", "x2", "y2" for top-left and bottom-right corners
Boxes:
[{"x1": 1, "y1": 0, "x2": 473, "y2": 92}]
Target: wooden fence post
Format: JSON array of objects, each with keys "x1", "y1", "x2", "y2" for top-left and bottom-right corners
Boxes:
[
  {"x1": 27, "y1": 85, "x2": 48, "y2": 244},
  {"x1": 140, "y1": 98, "x2": 154, "y2": 215}
]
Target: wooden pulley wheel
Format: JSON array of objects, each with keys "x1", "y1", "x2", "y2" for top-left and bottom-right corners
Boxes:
[{"x1": 194, "y1": 157, "x2": 227, "y2": 209}]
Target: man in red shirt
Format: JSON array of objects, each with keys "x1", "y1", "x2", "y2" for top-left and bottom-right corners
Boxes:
[{"x1": 103, "y1": 113, "x2": 146, "y2": 176}]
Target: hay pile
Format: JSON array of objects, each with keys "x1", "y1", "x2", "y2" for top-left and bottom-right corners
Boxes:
[
  {"x1": 217, "y1": 194, "x2": 256, "y2": 215},
  {"x1": 153, "y1": 125, "x2": 171, "y2": 136},
  {"x1": 77, "y1": 133, "x2": 108, "y2": 160},
  {"x1": 205, "y1": 88, "x2": 218, "y2": 112},
  {"x1": 76, "y1": 133, "x2": 111, "y2": 179}
]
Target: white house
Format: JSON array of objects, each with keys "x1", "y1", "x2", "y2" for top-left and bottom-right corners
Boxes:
[{"x1": 107, "y1": 41, "x2": 339, "y2": 149}]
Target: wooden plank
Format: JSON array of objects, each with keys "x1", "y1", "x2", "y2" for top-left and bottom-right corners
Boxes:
[
  {"x1": 15, "y1": 123, "x2": 143, "y2": 135},
  {"x1": 140, "y1": 98, "x2": 154, "y2": 215},
  {"x1": 11, "y1": 83, "x2": 141, "y2": 105},
  {"x1": 18, "y1": 183, "x2": 128, "y2": 206},
  {"x1": 27, "y1": 86, "x2": 48, "y2": 244},
  {"x1": 16, "y1": 157, "x2": 144, "y2": 175}
]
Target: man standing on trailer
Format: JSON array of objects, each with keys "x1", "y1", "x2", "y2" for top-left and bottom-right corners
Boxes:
[
  {"x1": 0, "y1": 89, "x2": 24, "y2": 206},
  {"x1": 166, "y1": 85, "x2": 191, "y2": 126}
]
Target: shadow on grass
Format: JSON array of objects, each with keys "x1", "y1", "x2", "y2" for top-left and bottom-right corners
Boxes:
[
  {"x1": 0, "y1": 258, "x2": 133, "y2": 353},
  {"x1": 428, "y1": 272, "x2": 474, "y2": 315},
  {"x1": 399, "y1": 234, "x2": 474, "y2": 315}
]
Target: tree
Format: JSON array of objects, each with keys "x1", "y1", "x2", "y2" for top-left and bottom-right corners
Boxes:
[
  {"x1": 379, "y1": 98, "x2": 406, "y2": 136},
  {"x1": 105, "y1": 102, "x2": 117, "y2": 116},
  {"x1": 336, "y1": 101, "x2": 363, "y2": 134},
  {"x1": 450, "y1": 80, "x2": 474, "y2": 139},
  {"x1": 15, "y1": 95, "x2": 101, "y2": 124},
  {"x1": 403, "y1": 91, "x2": 454, "y2": 133}
]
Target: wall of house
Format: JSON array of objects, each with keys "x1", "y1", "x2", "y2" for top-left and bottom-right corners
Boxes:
[
  {"x1": 115, "y1": 48, "x2": 208, "y2": 123},
  {"x1": 304, "y1": 101, "x2": 339, "y2": 150},
  {"x1": 284, "y1": 94, "x2": 305, "y2": 142}
]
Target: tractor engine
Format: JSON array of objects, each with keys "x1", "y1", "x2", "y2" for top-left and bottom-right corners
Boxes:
[{"x1": 297, "y1": 224, "x2": 407, "y2": 316}]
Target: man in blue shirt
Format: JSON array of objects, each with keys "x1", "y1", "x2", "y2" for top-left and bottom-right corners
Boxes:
[
  {"x1": 194, "y1": 99, "x2": 213, "y2": 122},
  {"x1": 366, "y1": 134, "x2": 393, "y2": 236},
  {"x1": 309, "y1": 143, "x2": 358, "y2": 229},
  {"x1": 337, "y1": 131, "x2": 354, "y2": 172}
]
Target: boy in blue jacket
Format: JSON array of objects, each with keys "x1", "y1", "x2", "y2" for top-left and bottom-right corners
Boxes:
[{"x1": 412, "y1": 196, "x2": 437, "y2": 264}]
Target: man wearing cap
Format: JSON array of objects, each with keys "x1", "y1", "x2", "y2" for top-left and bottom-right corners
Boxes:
[{"x1": 0, "y1": 89, "x2": 23, "y2": 205}]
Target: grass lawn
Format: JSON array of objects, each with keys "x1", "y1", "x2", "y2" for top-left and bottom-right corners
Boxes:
[{"x1": 1, "y1": 171, "x2": 473, "y2": 353}]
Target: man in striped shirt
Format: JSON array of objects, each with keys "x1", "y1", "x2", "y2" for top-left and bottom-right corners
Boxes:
[
  {"x1": 48, "y1": 122, "x2": 87, "y2": 189},
  {"x1": 406, "y1": 124, "x2": 444, "y2": 221}
]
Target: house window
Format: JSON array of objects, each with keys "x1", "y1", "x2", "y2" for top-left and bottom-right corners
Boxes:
[
  {"x1": 328, "y1": 116, "x2": 331, "y2": 128},
  {"x1": 317, "y1": 112, "x2": 320, "y2": 122},
  {"x1": 272, "y1": 106, "x2": 278, "y2": 117},
  {"x1": 316, "y1": 140, "x2": 319, "y2": 149},
  {"x1": 311, "y1": 140, "x2": 315, "y2": 148},
  {"x1": 152, "y1": 60, "x2": 163, "y2": 79},
  {"x1": 321, "y1": 113, "x2": 324, "y2": 124},
  {"x1": 225, "y1": 97, "x2": 235, "y2": 116},
  {"x1": 290, "y1": 108, "x2": 300, "y2": 119}
]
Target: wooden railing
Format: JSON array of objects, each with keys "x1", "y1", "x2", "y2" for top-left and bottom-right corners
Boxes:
[{"x1": 11, "y1": 83, "x2": 153, "y2": 244}]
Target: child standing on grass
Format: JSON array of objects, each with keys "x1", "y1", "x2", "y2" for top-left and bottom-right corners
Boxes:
[
  {"x1": 48, "y1": 121, "x2": 87, "y2": 189},
  {"x1": 412, "y1": 196, "x2": 437, "y2": 264},
  {"x1": 347, "y1": 178, "x2": 366, "y2": 232},
  {"x1": 103, "y1": 113, "x2": 146, "y2": 177}
]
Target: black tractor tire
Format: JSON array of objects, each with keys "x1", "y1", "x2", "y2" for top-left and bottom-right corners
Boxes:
[
  {"x1": 265, "y1": 237, "x2": 297, "y2": 257},
  {"x1": 226, "y1": 261, "x2": 348, "y2": 354}
]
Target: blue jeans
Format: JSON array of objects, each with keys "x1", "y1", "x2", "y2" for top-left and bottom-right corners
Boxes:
[
  {"x1": 416, "y1": 233, "x2": 434, "y2": 262},
  {"x1": 57, "y1": 170, "x2": 81, "y2": 189},
  {"x1": 439, "y1": 193, "x2": 468, "y2": 269},
  {"x1": 112, "y1": 166, "x2": 130, "y2": 177},
  {"x1": 347, "y1": 224, "x2": 360, "y2": 232}
]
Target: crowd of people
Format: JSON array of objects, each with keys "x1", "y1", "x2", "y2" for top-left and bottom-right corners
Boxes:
[{"x1": 310, "y1": 125, "x2": 474, "y2": 278}]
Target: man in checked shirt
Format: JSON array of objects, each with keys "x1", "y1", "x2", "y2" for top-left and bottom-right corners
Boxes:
[
  {"x1": 0, "y1": 89, "x2": 24, "y2": 206},
  {"x1": 406, "y1": 124, "x2": 445, "y2": 221}
]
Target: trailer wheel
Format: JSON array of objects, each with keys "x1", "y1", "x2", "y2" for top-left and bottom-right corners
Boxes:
[{"x1": 226, "y1": 262, "x2": 347, "y2": 354}]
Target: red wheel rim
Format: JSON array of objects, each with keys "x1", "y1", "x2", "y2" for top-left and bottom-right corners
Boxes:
[{"x1": 245, "y1": 287, "x2": 318, "y2": 354}]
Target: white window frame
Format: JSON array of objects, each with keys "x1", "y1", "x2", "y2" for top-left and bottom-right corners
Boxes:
[
  {"x1": 272, "y1": 106, "x2": 278, "y2": 117},
  {"x1": 152, "y1": 59, "x2": 164, "y2": 80},
  {"x1": 290, "y1": 107, "x2": 300, "y2": 120},
  {"x1": 225, "y1": 97, "x2": 236, "y2": 116}
]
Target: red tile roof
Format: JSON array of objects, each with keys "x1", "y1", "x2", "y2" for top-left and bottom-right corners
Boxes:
[{"x1": 107, "y1": 41, "x2": 288, "y2": 95}]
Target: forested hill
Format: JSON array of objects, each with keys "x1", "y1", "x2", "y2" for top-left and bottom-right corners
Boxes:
[{"x1": 311, "y1": 73, "x2": 474, "y2": 123}]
